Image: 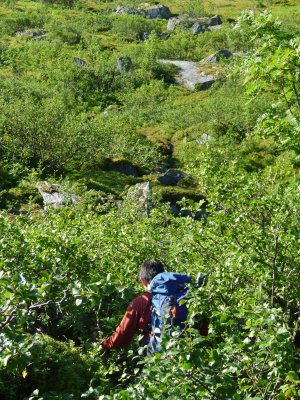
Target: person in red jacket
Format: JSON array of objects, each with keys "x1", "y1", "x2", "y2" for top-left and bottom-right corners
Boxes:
[{"x1": 101, "y1": 259, "x2": 165, "y2": 350}]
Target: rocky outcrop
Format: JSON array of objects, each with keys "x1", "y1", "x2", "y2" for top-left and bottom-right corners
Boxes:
[
  {"x1": 37, "y1": 182, "x2": 79, "y2": 209},
  {"x1": 167, "y1": 15, "x2": 222, "y2": 33},
  {"x1": 159, "y1": 59, "x2": 216, "y2": 90},
  {"x1": 126, "y1": 181, "x2": 152, "y2": 215}
]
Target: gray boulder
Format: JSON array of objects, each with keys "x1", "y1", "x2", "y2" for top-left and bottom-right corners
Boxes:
[
  {"x1": 157, "y1": 169, "x2": 187, "y2": 186},
  {"x1": 126, "y1": 181, "x2": 152, "y2": 216},
  {"x1": 190, "y1": 22, "x2": 204, "y2": 34},
  {"x1": 73, "y1": 57, "x2": 87, "y2": 68},
  {"x1": 116, "y1": 56, "x2": 132, "y2": 71},
  {"x1": 208, "y1": 15, "x2": 222, "y2": 26},
  {"x1": 200, "y1": 49, "x2": 232, "y2": 63},
  {"x1": 167, "y1": 15, "x2": 222, "y2": 34},
  {"x1": 37, "y1": 182, "x2": 79, "y2": 210},
  {"x1": 159, "y1": 59, "x2": 215, "y2": 90},
  {"x1": 167, "y1": 17, "x2": 182, "y2": 32},
  {"x1": 139, "y1": 3, "x2": 172, "y2": 19},
  {"x1": 196, "y1": 133, "x2": 213, "y2": 145}
]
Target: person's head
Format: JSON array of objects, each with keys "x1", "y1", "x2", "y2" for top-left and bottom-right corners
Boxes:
[{"x1": 139, "y1": 259, "x2": 165, "y2": 288}]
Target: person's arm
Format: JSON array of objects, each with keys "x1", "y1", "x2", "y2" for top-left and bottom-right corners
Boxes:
[{"x1": 102, "y1": 295, "x2": 145, "y2": 350}]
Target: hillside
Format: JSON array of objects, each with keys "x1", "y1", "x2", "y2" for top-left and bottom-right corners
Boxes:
[{"x1": 0, "y1": 1, "x2": 299, "y2": 399}]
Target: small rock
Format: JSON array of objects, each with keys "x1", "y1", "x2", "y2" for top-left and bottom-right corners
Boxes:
[
  {"x1": 116, "y1": 56, "x2": 132, "y2": 71},
  {"x1": 73, "y1": 57, "x2": 87, "y2": 68},
  {"x1": 140, "y1": 31, "x2": 151, "y2": 41},
  {"x1": 190, "y1": 23, "x2": 204, "y2": 34},
  {"x1": 200, "y1": 49, "x2": 233, "y2": 63},
  {"x1": 126, "y1": 181, "x2": 152, "y2": 216},
  {"x1": 167, "y1": 17, "x2": 182, "y2": 32},
  {"x1": 208, "y1": 15, "x2": 222, "y2": 26},
  {"x1": 158, "y1": 169, "x2": 187, "y2": 186},
  {"x1": 196, "y1": 133, "x2": 213, "y2": 145},
  {"x1": 37, "y1": 182, "x2": 79, "y2": 210}
]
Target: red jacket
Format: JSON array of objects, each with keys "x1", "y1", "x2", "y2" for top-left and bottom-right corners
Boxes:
[{"x1": 102, "y1": 291, "x2": 151, "y2": 350}]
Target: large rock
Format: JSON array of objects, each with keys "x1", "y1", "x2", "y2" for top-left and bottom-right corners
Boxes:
[
  {"x1": 139, "y1": 3, "x2": 172, "y2": 19},
  {"x1": 37, "y1": 182, "x2": 79, "y2": 209},
  {"x1": 159, "y1": 59, "x2": 216, "y2": 90},
  {"x1": 157, "y1": 169, "x2": 187, "y2": 186},
  {"x1": 200, "y1": 49, "x2": 233, "y2": 63},
  {"x1": 126, "y1": 181, "x2": 152, "y2": 215}
]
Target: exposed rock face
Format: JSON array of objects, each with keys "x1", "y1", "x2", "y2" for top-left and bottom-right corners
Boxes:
[
  {"x1": 157, "y1": 169, "x2": 187, "y2": 186},
  {"x1": 116, "y1": 56, "x2": 132, "y2": 71},
  {"x1": 159, "y1": 59, "x2": 215, "y2": 90},
  {"x1": 200, "y1": 49, "x2": 233, "y2": 63},
  {"x1": 37, "y1": 182, "x2": 79, "y2": 209},
  {"x1": 126, "y1": 181, "x2": 152, "y2": 215}
]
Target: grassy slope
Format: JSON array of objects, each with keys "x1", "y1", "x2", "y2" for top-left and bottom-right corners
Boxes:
[{"x1": 0, "y1": 0, "x2": 299, "y2": 209}]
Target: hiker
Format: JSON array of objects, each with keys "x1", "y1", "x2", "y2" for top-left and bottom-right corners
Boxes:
[
  {"x1": 101, "y1": 259, "x2": 208, "y2": 352},
  {"x1": 101, "y1": 259, "x2": 164, "y2": 351}
]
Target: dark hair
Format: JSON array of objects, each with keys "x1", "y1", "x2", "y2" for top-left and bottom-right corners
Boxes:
[{"x1": 139, "y1": 259, "x2": 165, "y2": 283}]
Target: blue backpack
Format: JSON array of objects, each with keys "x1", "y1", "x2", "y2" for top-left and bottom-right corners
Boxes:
[{"x1": 148, "y1": 272, "x2": 191, "y2": 353}]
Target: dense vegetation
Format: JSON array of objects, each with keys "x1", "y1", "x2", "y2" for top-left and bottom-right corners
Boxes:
[{"x1": 0, "y1": 0, "x2": 299, "y2": 399}]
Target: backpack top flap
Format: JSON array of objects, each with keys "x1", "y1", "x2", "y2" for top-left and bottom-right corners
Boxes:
[{"x1": 150, "y1": 272, "x2": 191, "y2": 296}]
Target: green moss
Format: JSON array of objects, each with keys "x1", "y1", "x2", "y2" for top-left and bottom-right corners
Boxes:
[
  {"x1": 67, "y1": 169, "x2": 141, "y2": 198},
  {"x1": 153, "y1": 184, "x2": 206, "y2": 203}
]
